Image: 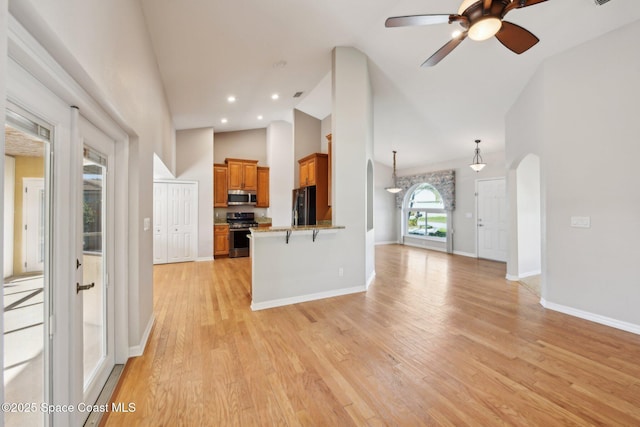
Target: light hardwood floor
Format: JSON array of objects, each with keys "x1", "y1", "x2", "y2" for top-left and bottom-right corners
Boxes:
[{"x1": 103, "y1": 245, "x2": 640, "y2": 426}]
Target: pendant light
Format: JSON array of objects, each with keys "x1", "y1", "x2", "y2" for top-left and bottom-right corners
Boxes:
[
  {"x1": 469, "y1": 139, "x2": 486, "y2": 172},
  {"x1": 385, "y1": 150, "x2": 402, "y2": 193}
]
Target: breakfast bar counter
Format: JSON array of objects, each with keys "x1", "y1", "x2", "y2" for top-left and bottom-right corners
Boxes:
[{"x1": 249, "y1": 224, "x2": 365, "y2": 311}]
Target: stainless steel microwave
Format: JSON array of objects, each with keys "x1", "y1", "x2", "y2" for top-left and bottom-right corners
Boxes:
[{"x1": 227, "y1": 190, "x2": 257, "y2": 206}]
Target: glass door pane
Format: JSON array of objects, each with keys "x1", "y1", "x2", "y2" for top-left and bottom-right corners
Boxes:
[
  {"x1": 82, "y1": 152, "x2": 107, "y2": 388},
  {"x1": 3, "y1": 110, "x2": 51, "y2": 427}
]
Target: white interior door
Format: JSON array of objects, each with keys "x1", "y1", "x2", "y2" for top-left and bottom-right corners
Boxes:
[
  {"x1": 76, "y1": 116, "x2": 116, "y2": 424},
  {"x1": 153, "y1": 182, "x2": 168, "y2": 264},
  {"x1": 166, "y1": 182, "x2": 197, "y2": 263},
  {"x1": 22, "y1": 178, "x2": 45, "y2": 273},
  {"x1": 477, "y1": 178, "x2": 508, "y2": 262}
]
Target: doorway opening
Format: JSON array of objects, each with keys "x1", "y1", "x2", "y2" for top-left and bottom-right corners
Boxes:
[{"x1": 514, "y1": 154, "x2": 542, "y2": 296}]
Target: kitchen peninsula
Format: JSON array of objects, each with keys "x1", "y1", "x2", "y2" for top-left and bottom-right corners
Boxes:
[{"x1": 250, "y1": 224, "x2": 365, "y2": 311}]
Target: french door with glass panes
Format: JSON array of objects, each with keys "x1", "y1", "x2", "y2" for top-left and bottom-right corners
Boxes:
[
  {"x1": 3, "y1": 105, "x2": 53, "y2": 427},
  {"x1": 5, "y1": 52, "x2": 117, "y2": 426},
  {"x1": 75, "y1": 115, "x2": 116, "y2": 425}
]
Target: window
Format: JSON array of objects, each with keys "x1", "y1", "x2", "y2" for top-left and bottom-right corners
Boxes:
[{"x1": 404, "y1": 183, "x2": 447, "y2": 242}]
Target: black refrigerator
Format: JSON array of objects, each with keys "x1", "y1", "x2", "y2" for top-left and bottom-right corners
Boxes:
[{"x1": 292, "y1": 186, "x2": 317, "y2": 226}]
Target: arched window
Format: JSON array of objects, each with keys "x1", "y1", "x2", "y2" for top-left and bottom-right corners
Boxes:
[{"x1": 404, "y1": 183, "x2": 447, "y2": 242}]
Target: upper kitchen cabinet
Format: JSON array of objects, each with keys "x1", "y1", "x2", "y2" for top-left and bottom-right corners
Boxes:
[
  {"x1": 299, "y1": 153, "x2": 328, "y2": 188},
  {"x1": 226, "y1": 158, "x2": 258, "y2": 191},
  {"x1": 213, "y1": 163, "x2": 228, "y2": 207},
  {"x1": 256, "y1": 166, "x2": 270, "y2": 207}
]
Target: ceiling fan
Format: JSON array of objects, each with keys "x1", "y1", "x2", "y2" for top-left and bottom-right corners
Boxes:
[{"x1": 385, "y1": 0, "x2": 547, "y2": 67}]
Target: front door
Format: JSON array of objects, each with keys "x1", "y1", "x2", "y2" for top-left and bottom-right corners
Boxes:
[
  {"x1": 477, "y1": 178, "x2": 508, "y2": 262},
  {"x1": 75, "y1": 116, "x2": 116, "y2": 424}
]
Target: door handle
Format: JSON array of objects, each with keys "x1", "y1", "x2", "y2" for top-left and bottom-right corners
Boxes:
[{"x1": 77, "y1": 282, "x2": 95, "y2": 293}]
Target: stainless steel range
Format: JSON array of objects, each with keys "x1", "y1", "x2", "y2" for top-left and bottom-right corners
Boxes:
[{"x1": 227, "y1": 212, "x2": 258, "y2": 258}]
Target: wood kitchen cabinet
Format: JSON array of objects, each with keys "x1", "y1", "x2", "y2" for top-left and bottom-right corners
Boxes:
[
  {"x1": 298, "y1": 153, "x2": 328, "y2": 188},
  {"x1": 226, "y1": 158, "x2": 258, "y2": 191},
  {"x1": 256, "y1": 166, "x2": 270, "y2": 207},
  {"x1": 214, "y1": 224, "x2": 229, "y2": 258},
  {"x1": 213, "y1": 164, "x2": 228, "y2": 207}
]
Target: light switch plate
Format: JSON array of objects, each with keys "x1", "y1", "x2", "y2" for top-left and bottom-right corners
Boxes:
[
  {"x1": 570, "y1": 216, "x2": 590, "y2": 228},
  {"x1": 143, "y1": 217, "x2": 151, "y2": 231}
]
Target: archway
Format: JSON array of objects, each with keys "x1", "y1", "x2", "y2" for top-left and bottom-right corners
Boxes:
[{"x1": 509, "y1": 153, "x2": 542, "y2": 295}]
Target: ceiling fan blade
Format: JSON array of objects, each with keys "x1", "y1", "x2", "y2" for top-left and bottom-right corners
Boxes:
[
  {"x1": 385, "y1": 14, "x2": 451, "y2": 28},
  {"x1": 504, "y1": 0, "x2": 548, "y2": 16},
  {"x1": 495, "y1": 21, "x2": 539, "y2": 54},
  {"x1": 421, "y1": 33, "x2": 467, "y2": 67}
]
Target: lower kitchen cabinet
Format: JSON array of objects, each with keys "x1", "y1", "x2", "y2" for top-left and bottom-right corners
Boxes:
[{"x1": 214, "y1": 224, "x2": 229, "y2": 258}]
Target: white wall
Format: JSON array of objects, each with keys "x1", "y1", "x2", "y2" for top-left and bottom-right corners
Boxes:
[
  {"x1": 267, "y1": 121, "x2": 294, "y2": 226},
  {"x1": 213, "y1": 128, "x2": 267, "y2": 164},
  {"x1": 293, "y1": 109, "x2": 321, "y2": 186},
  {"x1": 396, "y1": 150, "x2": 506, "y2": 257},
  {"x1": 8, "y1": 0, "x2": 176, "y2": 350},
  {"x1": 506, "y1": 20, "x2": 640, "y2": 331},
  {"x1": 333, "y1": 46, "x2": 375, "y2": 287},
  {"x1": 176, "y1": 128, "x2": 214, "y2": 259}
]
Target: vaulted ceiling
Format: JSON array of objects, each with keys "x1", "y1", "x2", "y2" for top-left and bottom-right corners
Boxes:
[{"x1": 140, "y1": 0, "x2": 640, "y2": 168}]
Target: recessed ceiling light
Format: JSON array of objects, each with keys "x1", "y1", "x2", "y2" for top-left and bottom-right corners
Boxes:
[
  {"x1": 271, "y1": 93, "x2": 279, "y2": 100},
  {"x1": 227, "y1": 96, "x2": 236, "y2": 103},
  {"x1": 257, "y1": 115, "x2": 263, "y2": 120},
  {"x1": 221, "y1": 118, "x2": 228, "y2": 124}
]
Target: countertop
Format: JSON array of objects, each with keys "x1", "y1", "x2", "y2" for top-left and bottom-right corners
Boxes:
[{"x1": 250, "y1": 224, "x2": 345, "y2": 233}]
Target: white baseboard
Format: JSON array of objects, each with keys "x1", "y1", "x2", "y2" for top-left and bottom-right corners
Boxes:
[
  {"x1": 251, "y1": 286, "x2": 366, "y2": 311},
  {"x1": 375, "y1": 241, "x2": 400, "y2": 246},
  {"x1": 403, "y1": 241, "x2": 447, "y2": 253},
  {"x1": 366, "y1": 271, "x2": 376, "y2": 289},
  {"x1": 453, "y1": 250, "x2": 476, "y2": 258},
  {"x1": 129, "y1": 314, "x2": 155, "y2": 357},
  {"x1": 197, "y1": 256, "x2": 214, "y2": 262},
  {"x1": 505, "y1": 274, "x2": 520, "y2": 281},
  {"x1": 519, "y1": 270, "x2": 541, "y2": 278},
  {"x1": 540, "y1": 298, "x2": 640, "y2": 336}
]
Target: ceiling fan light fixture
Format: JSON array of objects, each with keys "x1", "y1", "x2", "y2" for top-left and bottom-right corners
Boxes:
[
  {"x1": 468, "y1": 17, "x2": 502, "y2": 41},
  {"x1": 458, "y1": 0, "x2": 480, "y2": 14}
]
